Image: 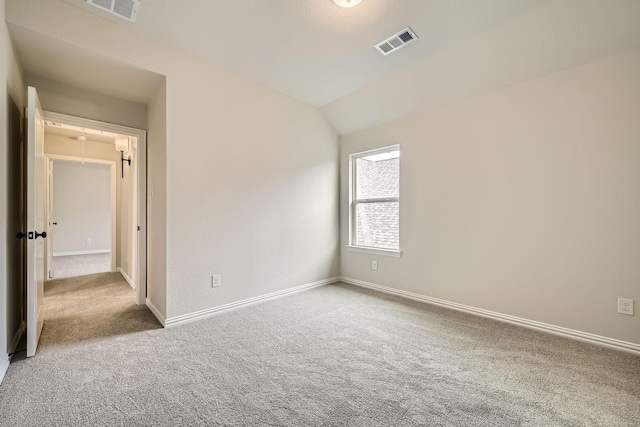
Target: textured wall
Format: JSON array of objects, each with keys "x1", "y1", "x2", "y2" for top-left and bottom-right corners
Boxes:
[
  {"x1": 146, "y1": 79, "x2": 166, "y2": 317},
  {"x1": 26, "y1": 75, "x2": 147, "y2": 130},
  {"x1": 165, "y1": 67, "x2": 339, "y2": 318},
  {"x1": 340, "y1": 49, "x2": 640, "y2": 346},
  {"x1": 51, "y1": 161, "x2": 111, "y2": 254}
]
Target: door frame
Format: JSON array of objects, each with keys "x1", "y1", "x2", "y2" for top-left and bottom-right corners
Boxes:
[
  {"x1": 43, "y1": 111, "x2": 147, "y2": 306},
  {"x1": 45, "y1": 155, "x2": 117, "y2": 277}
]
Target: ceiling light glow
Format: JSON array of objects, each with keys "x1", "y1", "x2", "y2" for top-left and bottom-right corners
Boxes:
[{"x1": 332, "y1": 0, "x2": 363, "y2": 8}]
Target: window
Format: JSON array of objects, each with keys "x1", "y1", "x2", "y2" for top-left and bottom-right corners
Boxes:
[{"x1": 349, "y1": 145, "x2": 400, "y2": 254}]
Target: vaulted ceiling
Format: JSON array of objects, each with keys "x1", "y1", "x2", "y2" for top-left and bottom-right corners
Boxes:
[{"x1": 6, "y1": 0, "x2": 640, "y2": 134}]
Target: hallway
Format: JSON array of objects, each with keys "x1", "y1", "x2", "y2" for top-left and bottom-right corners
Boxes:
[{"x1": 41, "y1": 272, "x2": 158, "y2": 348}]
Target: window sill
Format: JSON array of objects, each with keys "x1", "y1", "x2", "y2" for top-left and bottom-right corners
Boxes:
[{"x1": 345, "y1": 245, "x2": 402, "y2": 257}]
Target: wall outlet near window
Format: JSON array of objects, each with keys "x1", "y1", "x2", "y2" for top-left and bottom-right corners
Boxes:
[
  {"x1": 618, "y1": 298, "x2": 633, "y2": 316},
  {"x1": 372, "y1": 261, "x2": 378, "y2": 270},
  {"x1": 86, "y1": 238, "x2": 92, "y2": 244},
  {"x1": 211, "y1": 275, "x2": 221, "y2": 288}
]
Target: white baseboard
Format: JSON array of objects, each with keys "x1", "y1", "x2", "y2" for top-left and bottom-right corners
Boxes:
[
  {"x1": 53, "y1": 249, "x2": 111, "y2": 256},
  {"x1": 8, "y1": 321, "x2": 26, "y2": 357},
  {"x1": 0, "y1": 356, "x2": 8, "y2": 385},
  {"x1": 164, "y1": 277, "x2": 340, "y2": 327},
  {"x1": 146, "y1": 299, "x2": 166, "y2": 327},
  {"x1": 338, "y1": 277, "x2": 640, "y2": 356},
  {"x1": 118, "y1": 268, "x2": 135, "y2": 290}
]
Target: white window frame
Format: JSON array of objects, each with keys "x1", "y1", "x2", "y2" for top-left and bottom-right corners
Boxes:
[{"x1": 347, "y1": 145, "x2": 401, "y2": 257}]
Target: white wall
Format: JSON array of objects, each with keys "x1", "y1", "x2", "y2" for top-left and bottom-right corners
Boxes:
[
  {"x1": 1, "y1": 0, "x2": 25, "y2": 383},
  {"x1": 51, "y1": 160, "x2": 111, "y2": 255},
  {"x1": 26, "y1": 75, "x2": 147, "y2": 130},
  {"x1": 340, "y1": 49, "x2": 640, "y2": 346},
  {"x1": 164, "y1": 62, "x2": 339, "y2": 319},
  {"x1": 7, "y1": 0, "x2": 340, "y2": 321}
]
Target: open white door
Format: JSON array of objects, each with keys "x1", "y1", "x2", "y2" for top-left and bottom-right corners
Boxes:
[{"x1": 26, "y1": 86, "x2": 46, "y2": 357}]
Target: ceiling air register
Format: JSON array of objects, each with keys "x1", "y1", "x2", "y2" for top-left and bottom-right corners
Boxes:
[
  {"x1": 375, "y1": 27, "x2": 418, "y2": 56},
  {"x1": 86, "y1": 0, "x2": 140, "y2": 22}
]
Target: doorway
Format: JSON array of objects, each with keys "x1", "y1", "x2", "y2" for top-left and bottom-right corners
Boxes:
[
  {"x1": 46, "y1": 158, "x2": 116, "y2": 280},
  {"x1": 19, "y1": 86, "x2": 151, "y2": 359},
  {"x1": 42, "y1": 111, "x2": 147, "y2": 306}
]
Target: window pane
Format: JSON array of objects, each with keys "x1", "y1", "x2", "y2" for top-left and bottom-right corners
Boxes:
[
  {"x1": 355, "y1": 202, "x2": 399, "y2": 249},
  {"x1": 355, "y1": 153, "x2": 399, "y2": 199}
]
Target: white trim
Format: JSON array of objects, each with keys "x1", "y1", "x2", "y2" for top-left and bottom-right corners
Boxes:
[
  {"x1": 135, "y1": 129, "x2": 147, "y2": 306},
  {"x1": 118, "y1": 268, "x2": 135, "y2": 290},
  {"x1": 0, "y1": 356, "x2": 8, "y2": 385},
  {"x1": 165, "y1": 277, "x2": 341, "y2": 327},
  {"x1": 146, "y1": 298, "x2": 166, "y2": 327},
  {"x1": 348, "y1": 144, "x2": 401, "y2": 249},
  {"x1": 349, "y1": 145, "x2": 401, "y2": 158},
  {"x1": 53, "y1": 249, "x2": 111, "y2": 257},
  {"x1": 338, "y1": 277, "x2": 640, "y2": 356},
  {"x1": 8, "y1": 321, "x2": 26, "y2": 357},
  {"x1": 43, "y1": 112, "x2": 145, "y2": 140},
  {"x1": 346, "y1": 245, "x2": 402, "y2": 257}
]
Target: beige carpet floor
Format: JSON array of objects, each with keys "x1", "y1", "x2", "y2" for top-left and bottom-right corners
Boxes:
[{"x1": 0, "y1": 274, "x2": 639, "y2": 426}]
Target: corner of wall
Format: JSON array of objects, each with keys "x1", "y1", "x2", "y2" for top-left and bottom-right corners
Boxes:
[
  {"x1": 0, "y1": 356, "x2": 9, "y2": 385},
  {"x1": 1, "y1": 0, "x2": 26, "y2": 379},
  {"x1": 145, "y1": 77, "x2": 167, "y2": 320}
]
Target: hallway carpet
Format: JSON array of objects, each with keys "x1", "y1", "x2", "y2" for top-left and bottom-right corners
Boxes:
[{"x1": 0, "y1": 276, "x2": 639, "y2": 426}]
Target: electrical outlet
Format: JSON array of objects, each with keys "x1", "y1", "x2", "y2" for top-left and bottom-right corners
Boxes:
[
  {"x1": 372, "y1": 261, "x2": 378, "y2": 270},
  {"x1": 618, "y1": 298, "x2": 634, "y2": 316},
  {"x1": 211, "y1": 275, "x2": 221, "y2": 288},
  {"x1": 86, "y1": 238, "x2": 92, "y2": 244}
]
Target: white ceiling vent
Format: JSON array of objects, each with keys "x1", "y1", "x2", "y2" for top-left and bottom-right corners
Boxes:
[
  {"x1": 375, "y1": 27, "x2": 418, "y2": 56},
  {"x1": 86, "y1": 0, "x2": 140, "y2": 22}
]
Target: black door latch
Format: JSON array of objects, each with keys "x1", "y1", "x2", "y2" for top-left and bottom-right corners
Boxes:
[{"x1": 18, "y1": 231, "x2": 47, "y2": 240}]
